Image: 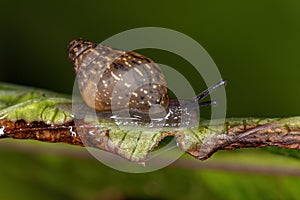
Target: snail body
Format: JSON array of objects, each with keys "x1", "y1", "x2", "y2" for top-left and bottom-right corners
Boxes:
[{"x1": 68, "y1": 38, "x2": 225, "y2": 127}]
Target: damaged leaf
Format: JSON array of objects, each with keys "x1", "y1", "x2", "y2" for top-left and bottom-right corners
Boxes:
[{"x1": 1, "y1": 82, "x2": 300, "y2": 163}]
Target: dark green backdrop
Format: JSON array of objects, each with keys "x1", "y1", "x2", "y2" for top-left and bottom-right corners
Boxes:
[{"x1": 2, "y1": 0, "x2": 300, "y2": 118}]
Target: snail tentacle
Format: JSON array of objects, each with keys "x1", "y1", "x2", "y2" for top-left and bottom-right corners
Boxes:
[
  {"x1": 199, "y1": 100, "x2": 217, "y2": 107},
  {"x1": 193, "y1": 80, "x2": 226, "y2": 102}
]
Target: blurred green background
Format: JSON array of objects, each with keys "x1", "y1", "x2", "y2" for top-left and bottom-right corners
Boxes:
[{"x1": 1, "y1": 0, "x2": 300, "y2": 199}]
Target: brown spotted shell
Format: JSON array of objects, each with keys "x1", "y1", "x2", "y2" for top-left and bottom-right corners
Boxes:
[{"x1": 68, "y1": 38, "x2": 169, "y2": 112}]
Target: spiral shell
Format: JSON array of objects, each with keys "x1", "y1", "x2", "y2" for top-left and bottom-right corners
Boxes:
[{"x1": 68, "y1": 38, "x2": 169, "y2": 112}]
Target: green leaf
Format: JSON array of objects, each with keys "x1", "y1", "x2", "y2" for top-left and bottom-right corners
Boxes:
[
  {"x1": 0, "y1": 82, "x2": 72, "y2": 124},
  {"x1": 1, "y1": 82, "x2": 300, "y2": 163}
]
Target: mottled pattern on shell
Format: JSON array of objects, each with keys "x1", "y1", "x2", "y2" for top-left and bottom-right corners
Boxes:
[{"x1": 68, "y1": 39, "x2": 169, "y2": 112}]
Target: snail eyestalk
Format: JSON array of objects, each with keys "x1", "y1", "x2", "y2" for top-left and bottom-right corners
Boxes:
[{"x1": 193, "y1": 80, "x2": 226, "y2": 106}]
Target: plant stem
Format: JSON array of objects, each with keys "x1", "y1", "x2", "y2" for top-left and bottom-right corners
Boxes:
[{"x1": 1, "y1": 117, "x2": 300, "y2": 161}]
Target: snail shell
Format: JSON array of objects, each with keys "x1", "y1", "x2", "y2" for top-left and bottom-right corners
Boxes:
[{"x1": 68, "y1": 38, "x2": 169, "y2": 113}]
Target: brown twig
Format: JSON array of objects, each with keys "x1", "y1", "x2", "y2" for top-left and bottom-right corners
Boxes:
[{"x1": 1, "y1": 118, "x2": 300, "y2": 162}]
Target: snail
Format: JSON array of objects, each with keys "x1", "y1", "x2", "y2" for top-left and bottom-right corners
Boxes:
[{"x1": 68, "y1": 38, "x2": 225, "y2": 127}]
